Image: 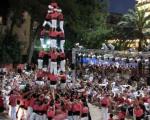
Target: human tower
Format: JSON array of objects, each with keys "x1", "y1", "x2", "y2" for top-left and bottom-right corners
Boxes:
[
  {"x1": 37, "y1": 1, "x2": 66, "y2": 88},
  {"x1": 38, "y1": 1, "x2": 65, "y2": 72}
]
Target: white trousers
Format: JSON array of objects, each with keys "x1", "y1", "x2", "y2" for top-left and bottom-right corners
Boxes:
[
  {"x1": 9, "y1": 106, "x2": 16, "y2": 120},
  {"x1": 46, "y1": 38, "x2": 51, "y2": 48},
  {"x1": 101, "y1": 107, "x2": 108, "y2": 120},
  {"x1": 38, "y1": 59, "x2": 43, "y2": 69},
  {"x1": 43, "y1": 20, "x2": 51, "y2": 27},
  {"x1": 51, "y1": 19, "x2": 57, "y2": 29},
  {"x1": 48, "y1": 59, "x2": 51, "y2": 72},
  {"x1": 50, "y1": 84, "x2": 57, "y2": 89},
  {"x1": 17, "y1": 107, "x2": 27, "y2": 120},
  {"x1": 51, "y1": 39, "x2": 57, "y2": 48},
  {"x1": 40, "y1": 38, "x2": 44, "y2": 48},
  {"x1": 30, "y1": 112, "x2": 36, "y2": 120},
  {"x1": 72, "y1": 115, "x2": 80, "y2": 120},
  {"x1": 42, "y1": 114, "x2": 48, "y2": 120},
  {"x1": 60, "y1": 60, "x2": 66, "y2": 72},
  {"x1": 50, "y1": 62, "x2": 57, "y2": 74},
  {"x1": 61, "y1": 83, "x2": 66, "y2": 89},
  {"x1": 81, "y1": 117, "x2": 88, "y2": 120},
  {"x1": 68, "y1": 116, "x2": 73, "y2": 120},
  {"x1": 27, "y1": 107, "x2": 33, "y2": 120},
  {"x1": 59, "y1": 21, "x2": 64, "y2": 33},
  {"x1": 60, "y1": 40, "x2": 65, "y2": 52}
]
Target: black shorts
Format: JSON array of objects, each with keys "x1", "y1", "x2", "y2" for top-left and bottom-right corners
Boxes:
[
  {"x1": 73, "y1": 111, "x2": 80, "y2": 115},
  {"x1": 50, "y1": 81, "x2": 57, "y2": 85},
  {"x1": 81, "y1": 113, "x2": 88, "y2": 117},
  {"x1": 48, "y1": 117, "x2": 52, "y2": 120},
  {"x1": 68, "y1": 111, "x2": 73, "y2": 116},
  {"x1": 61, "y1": 79, "x2": 66, "y2": 83}
]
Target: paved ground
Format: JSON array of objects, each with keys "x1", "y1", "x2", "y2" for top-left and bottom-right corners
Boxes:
[
  {"x1": 0, "y1": 105, "x2": 134, "y2": 120},
  {"x1": 0, "y1": 112, "x2": 9, "y2": 120},
  {"x1": 88, "y1": 103, "x2": 132, "y2": 120}
]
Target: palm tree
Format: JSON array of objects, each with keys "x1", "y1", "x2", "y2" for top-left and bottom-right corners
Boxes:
[{"x1": 118, "y1": 8, "x2": 150, "y2": 51}]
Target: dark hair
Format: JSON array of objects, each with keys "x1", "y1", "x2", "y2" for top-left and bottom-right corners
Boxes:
[{"x1": 109, "y1": 113, "x2": 113, "y2": 118}]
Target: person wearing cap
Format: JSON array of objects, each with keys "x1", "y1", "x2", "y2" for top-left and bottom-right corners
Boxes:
[
  {"x1": 49, "y1": 48, "x2": 59, "y2": 75},
  {"x1": 38, "y1": 49, "x2": 46, "y2": 69}
]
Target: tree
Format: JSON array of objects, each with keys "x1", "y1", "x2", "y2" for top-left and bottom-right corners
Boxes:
[
  {"x1": 118, "y1": 8, "x2": 150, "y2": 51},
  {"x1": 7, "y1": 0, "x2": 111, "y2": 63}
]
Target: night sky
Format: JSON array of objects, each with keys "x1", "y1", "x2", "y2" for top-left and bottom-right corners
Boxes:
[
  {"x1": 109, "y1": 0, "x2": 135, "y2": 14},
  {"x1": 0, "y1": 0, "x2": 135, "y2": 18}
]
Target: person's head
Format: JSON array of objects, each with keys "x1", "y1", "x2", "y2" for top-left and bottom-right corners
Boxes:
[{"x1": 109, "y1": 113, "x2": 113, "y2": 118}]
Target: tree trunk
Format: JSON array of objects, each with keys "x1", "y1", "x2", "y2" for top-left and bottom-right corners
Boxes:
[
  {"x1": 27, "y1": 23, "x2": 40, "y2": 64},
  {"x1": 138, "y1": 39, "x2": 142, "y2": 51}
]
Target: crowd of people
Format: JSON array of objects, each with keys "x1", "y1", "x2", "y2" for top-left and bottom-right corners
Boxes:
[
  {"x1": 0, "y1": 0, "x2": 149, "y2": 120},
  {"x1": 76, "y1": 62, "x2": 150, "y2": 120},
  {"x1": 0, "y1": 64, "x2": 91, "y2": 120}
]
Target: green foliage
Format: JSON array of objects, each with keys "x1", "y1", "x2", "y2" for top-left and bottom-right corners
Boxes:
[
  {"x1": 9, "y1": 0, "x2": 111, "y2": 49},
  {"x1": 117, "y1": 8, "x2": 150, "y2": 50}
]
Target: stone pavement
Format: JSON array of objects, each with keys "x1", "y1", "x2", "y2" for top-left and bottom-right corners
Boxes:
[
  {"x1": 0, "y1": 112, "x2": 9, "y2": 120},
  {"x1": 88, "y1": 103, "x2": 132, "y2": 120}
]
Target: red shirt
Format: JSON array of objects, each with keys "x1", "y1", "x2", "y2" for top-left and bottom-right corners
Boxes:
[
  {"x1": 58, "y1": 31, "x2": 65, "y2": 39},
  {"x1": 118, "y1": 111, "x2": 126, "y2": 119},
  {"x1": 49, "y1": 31, "x2": 59, "y2": 38},
  {"x1": 24, "y1": 99, "x2": 30, "y2": 109},
  {"x1": 29, "y1": 98, "x2": 35, "y2": 108},
  {"x1": 59, "y1": 74, "x2": 66, "y2": 80},
  {"x1": 37, "y1": 70, "x2": 44, "y2": 78},
  {"x1": 9, "y1": 94, "x2": 18, "y2": 107},
  {"x1": 42, "y1": 104, "x2": 49, "y2": 111},
  {"x1": 82, "y1": 106, "x2": 88, "y2": 114},
  {"x1": 66, "y1": 101, "x2": 72, "y2": 111},
  {"x1": 38, "y1": 50, "x2": 46, "y2": 58},
  {"x1": 50, "y1": 51, "x2": 59, "y2": 60},
  {"x1": 50, "y1": 11, "x2": 59, "y2": 19},
  {"x1": 58, "y1": 13, "x2": 64, "y2": 21},
  {"x1": 59, "y1": 52, "x2": 65, "y2": 59},
  {"x1": 72, "y1": 102, "x2": 82, "y2": 112},
  {"x1": 47, "y1": 107, "x2": 55, "y2": 118},
  {"x1": 101, "y1": 97, "x2": 109, "y2": 107},
  {"x1": 48, "y1": 74, "x2": 58, "y2": 81},
  {"x1": 134, "y1": 108, "x2": 144, "y2": 117}
]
